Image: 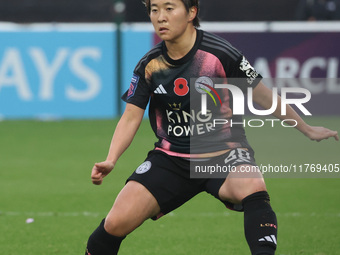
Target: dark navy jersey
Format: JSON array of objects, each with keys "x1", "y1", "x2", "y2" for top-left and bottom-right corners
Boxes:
[{"x1": 122, "y1": 29, "x2": 262, "y2": 156}]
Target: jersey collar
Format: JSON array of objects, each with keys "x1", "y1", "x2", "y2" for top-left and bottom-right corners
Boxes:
[{"x1": 162, "y1": 29, "x2": 203, "y2": 66}]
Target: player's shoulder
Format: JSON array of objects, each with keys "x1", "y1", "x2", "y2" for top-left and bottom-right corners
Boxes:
[
  {"x1": 200, "y1": 30, "x2": 243, "y2": 62},
  {"x1": 134, "y1": 42, "x2": 163, "y2": 73}
]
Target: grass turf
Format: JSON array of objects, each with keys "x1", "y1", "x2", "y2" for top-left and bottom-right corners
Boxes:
[{"x1": 0, "y1": 117, "x2": 339, "y2": 254}]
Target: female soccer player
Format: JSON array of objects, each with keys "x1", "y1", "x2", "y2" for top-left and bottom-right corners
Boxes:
[{"x1": 85, "y1": 0, "x2": 338, "y2": 254}]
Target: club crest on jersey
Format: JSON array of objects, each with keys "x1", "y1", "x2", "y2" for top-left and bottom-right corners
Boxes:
[
  {"x1": 136, "y1": 161, "x2": 152, "y2": 174},
  {"x1": 174, "y1": 77, "x2": 189, "y2": 96},
  {"x1": 127, "y1": 73, "x2": 140, "y2": 99}
]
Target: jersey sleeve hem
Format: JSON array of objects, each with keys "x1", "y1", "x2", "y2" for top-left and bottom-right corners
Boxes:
[{"x1": 121, "y1": 96, "x2": 148, "y2": 110}]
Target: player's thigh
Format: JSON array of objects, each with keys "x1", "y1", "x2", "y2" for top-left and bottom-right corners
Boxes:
[
  {"x1": 218, "y1": 164, "x2": 267, "y2": 204},
  {"x1": 104, "y1": 180, "x2": 160, "y2": 236}
]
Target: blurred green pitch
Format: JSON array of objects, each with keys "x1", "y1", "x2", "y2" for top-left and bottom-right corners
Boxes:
[{"x1": 0, "y1": 117, "x2": 339, "y2": 254}]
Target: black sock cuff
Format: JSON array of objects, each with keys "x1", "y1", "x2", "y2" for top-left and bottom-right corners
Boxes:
[{"x1": 242, "y1": 191, "x2": 270, "y2": 205}]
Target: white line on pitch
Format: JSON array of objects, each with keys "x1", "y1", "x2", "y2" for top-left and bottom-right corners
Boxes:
[{"x1": 1, "y1": 211, "x2": 339, "y2": 218}]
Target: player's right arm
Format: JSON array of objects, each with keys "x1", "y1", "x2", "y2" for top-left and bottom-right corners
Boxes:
[
  {"x1": 252, "y1": 82, "x2": 339, "y2": 142},
  {"x1": 91, "y1": 103, "x2": 145, "y2": 185}
]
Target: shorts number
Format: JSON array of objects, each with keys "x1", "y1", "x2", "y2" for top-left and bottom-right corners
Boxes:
[
  {"x1": 225, "y1": 148, "x2": 251, "y2": 165},
  {"x1": 174, "y1": 78, "x2": 189, "y2": 96}
]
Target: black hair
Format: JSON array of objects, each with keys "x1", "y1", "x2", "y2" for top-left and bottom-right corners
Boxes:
[{"x1": 143, "y1": 0, "x2": 200, "y2": 27}]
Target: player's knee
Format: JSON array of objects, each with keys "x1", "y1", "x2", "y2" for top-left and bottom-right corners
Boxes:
[
  {"x1": 223, "y1": 177, "x2": 267, "y2": 203},
  {"x1": 240, "y1": 178, "x2": 267, "y2": 200},
  {"x1": 104, "y1": 215, "x2": 134, "y2": 237},
  {"x1": 85, "y1": 219, "x2": 126, "y2": 255}
]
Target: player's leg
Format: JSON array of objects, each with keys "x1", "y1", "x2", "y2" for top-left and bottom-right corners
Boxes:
[
  {"x1": 218, "y1": 167, "x2": 277, "y2": 255},
  {"x1": 85, "y1": 180, "x2": 160, "y2": 255},
  {"x1": 218, "y1": 165, "x2": 267, "y2": 204},
  {"x1": 85, "y1": 149, "x2": 202, "y2": 255},
  {"x1": 105, "y1": 180, "x2": 160, "y2": 236}
]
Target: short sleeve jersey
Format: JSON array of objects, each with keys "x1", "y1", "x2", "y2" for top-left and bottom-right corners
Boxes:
[{"x1": 122, "y1": 29, "x2": 262, "y2": 156}]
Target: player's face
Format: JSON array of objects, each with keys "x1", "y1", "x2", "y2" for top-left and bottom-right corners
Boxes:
[{"x1": 149, "y1": 0, "x2": 195, "y2": 42}]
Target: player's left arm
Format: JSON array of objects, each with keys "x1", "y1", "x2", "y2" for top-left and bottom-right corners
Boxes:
[{"x1": 252, "y1": 81, "x2": 339, "y2": 142}]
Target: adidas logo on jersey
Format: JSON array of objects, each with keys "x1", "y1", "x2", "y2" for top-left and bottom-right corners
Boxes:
[
  {"x1": 154, "y1": 84, "x2": 167, "y2": 94},
  {"x1": 258, "y1": 235, "x2": 277, "y2": 245}
]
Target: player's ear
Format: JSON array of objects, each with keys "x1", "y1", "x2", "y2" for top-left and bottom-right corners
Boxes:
[{"x1": 188, "y1": 6, "x2": 197, "y2": 23}]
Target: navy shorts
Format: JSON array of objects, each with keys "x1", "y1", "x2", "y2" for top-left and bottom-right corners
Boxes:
[{"x1": 127, "y1": 148, "x2": 257, "y2": 219}]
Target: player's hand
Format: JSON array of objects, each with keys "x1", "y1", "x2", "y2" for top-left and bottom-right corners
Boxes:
[
  {"x1": 305, "y1": 126, "x2": 339, "y2": 142},
  {"x1": 91, "y1": 161, "x2": 115, "y2": 185}
]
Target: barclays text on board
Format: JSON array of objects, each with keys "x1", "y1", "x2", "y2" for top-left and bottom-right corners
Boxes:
[
  {"x1": 0, "y1": 31, "x2": 117, "y2": 119},
  {"x1": 0, "y1": 47, "x2": 102, "y2": 102}
]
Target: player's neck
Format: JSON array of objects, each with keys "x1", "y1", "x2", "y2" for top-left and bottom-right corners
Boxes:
[{"x1": 165, "y1": 27, "x2": 197, "y2": 60}]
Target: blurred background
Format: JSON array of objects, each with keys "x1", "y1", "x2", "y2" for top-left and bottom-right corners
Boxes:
[
  {"x1": 0, "y1": 0, "x2": 339, "y2": 119},
  {"x1": 1, "y1": 0, "x2": 340, "y2": 22}
]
